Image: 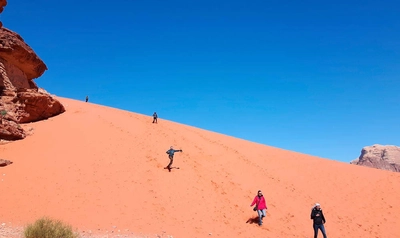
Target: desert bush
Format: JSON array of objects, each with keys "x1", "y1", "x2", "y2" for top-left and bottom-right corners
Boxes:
[
  {"x1": 0, "y1": 110, "x2": 6, "y2": 117},
  {"x1": 24, "y1": 217, "x2": 79, "y2": 238}
]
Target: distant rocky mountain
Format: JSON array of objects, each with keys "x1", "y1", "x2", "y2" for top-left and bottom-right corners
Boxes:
[{"x1": 351, "y1": 144, "x2": 400, "y2": 172}]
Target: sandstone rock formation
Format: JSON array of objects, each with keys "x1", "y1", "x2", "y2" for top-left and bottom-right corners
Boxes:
[
  {"x1": 0, "y1": 1, "x2": 65, "y2": 140},
  {"x1": 0, "y1": 1, "x2": 6, "y2": 13},
  {"x1": 351, "y1": 144, "x2": 400, "y2": 172},
  {"x1": 0, "y1": 0, "x2": 6, "y2": 28}
]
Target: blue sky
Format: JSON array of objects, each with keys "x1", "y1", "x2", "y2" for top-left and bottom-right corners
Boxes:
[{"x1": 2, "y1": 0, "x2": 399, "y2": 162}]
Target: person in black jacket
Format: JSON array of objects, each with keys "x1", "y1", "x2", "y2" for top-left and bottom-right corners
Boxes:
[{"x1": 310, "y1": 203, "x2": 327, "y2": 238}]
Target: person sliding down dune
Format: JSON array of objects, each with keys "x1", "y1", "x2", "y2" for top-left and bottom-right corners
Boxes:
[
  {"x1": 164, "y1": 146, "x2": 182, "y2": 172},
  {"x1": 250, "y1": 190, "x2": 268, "y2": 226}
]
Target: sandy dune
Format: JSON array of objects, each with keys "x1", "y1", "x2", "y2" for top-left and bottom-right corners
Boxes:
[{"x1": 1, "y1": 97, "x2": 400, "y2": 237}]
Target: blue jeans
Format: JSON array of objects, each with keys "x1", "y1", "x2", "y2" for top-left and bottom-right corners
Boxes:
[
  {"x1": 313, "y1": 224, "x2": 327, "y2": 238},
  {"x1": 257, "y1": 209, "x2": 266, "y2": 225}
]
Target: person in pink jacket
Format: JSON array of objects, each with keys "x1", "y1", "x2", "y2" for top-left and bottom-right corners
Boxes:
[{"x1": 250, "y1": 190, "x2": 268, "y2": 226}]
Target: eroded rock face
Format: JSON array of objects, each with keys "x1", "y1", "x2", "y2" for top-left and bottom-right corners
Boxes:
[
  {"x1": 0, "y1": 0, "x2": 5, "y2": 28},
  {"x1": 351, "y1": 144, "x2": 400, "y2": 172},
  {"x1": 0, "y1": 28, "x2": 47, "y2": 80},
  {"x1": 0, "y1": 0, "x2": 6, "y2": 15},
  {"x1": 0, "y1": 118, "x2": 24, "y2": 140},
  {"x1": 15, "y1": 90, "x2": 65, "y2": 123},
  {"x1": 0, "y1": 2, "x2": 65, "y2": 140}
]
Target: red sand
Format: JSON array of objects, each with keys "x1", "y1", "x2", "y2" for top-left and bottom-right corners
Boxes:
[{"x1": 1, "y1": 97, "x2": 400, "y2": 237}]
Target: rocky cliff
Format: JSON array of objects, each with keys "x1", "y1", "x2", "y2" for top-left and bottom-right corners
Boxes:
[
  {"x1": 351, "y1": 144, "x2": 400, "y2": 172},
  {"x1": 0, "y1": 0, "x2": 65, "y2": 140}
]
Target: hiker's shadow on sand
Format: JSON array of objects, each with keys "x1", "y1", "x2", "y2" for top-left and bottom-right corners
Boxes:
[{"x1": 246, "y1": 217, "x2": 259, "y2": 225}]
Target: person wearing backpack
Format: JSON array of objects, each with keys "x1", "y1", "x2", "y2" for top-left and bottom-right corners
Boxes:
[
  {"x1": 250, "y1": 190, "x2": 268, "y2": 226},
  {"x1": 310, "y1": 203, "x2": 328, "y2": 238}
]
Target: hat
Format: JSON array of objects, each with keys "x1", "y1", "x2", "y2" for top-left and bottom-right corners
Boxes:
[{"x1": 315, "y1": 203, "x2": 320, "y2": 207}]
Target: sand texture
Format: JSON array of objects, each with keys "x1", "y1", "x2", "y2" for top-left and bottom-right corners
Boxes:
[{"x1": 1, "y1": 97, "x2": 400, "y2": 237}]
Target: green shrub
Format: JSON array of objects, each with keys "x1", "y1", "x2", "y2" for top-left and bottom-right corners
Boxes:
[
  {"x1": 24, "y1": 217, "x2": 79, "y2": 238},
  {"x1": 0, "y1": 110, "x2": 6, "y2": 117}
]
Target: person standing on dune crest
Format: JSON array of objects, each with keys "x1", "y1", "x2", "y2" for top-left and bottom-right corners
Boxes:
[
  {"x1": 164, "y1": 146, "x2": 182, "y2": 171},
  {"x1": 311, "y1": 203, "x2": 328, "y2": 238},
  {"x1": 152, "y1": 112, "x2": 158, "y2": 123},
  {"x1": 250, "y1": 190, "x2": 268, "y2": 226}
]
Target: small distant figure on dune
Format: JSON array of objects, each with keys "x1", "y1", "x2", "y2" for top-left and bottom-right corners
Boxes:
[
  {"x1": 152, "y1": 112, "x2": 158, "y2": 123},
  {"x1": 250, "y1": 190, "x2": 268, "y2": 226},
  {"x1": 164, "y1": 146, "x2": 182, "y2": 172},
  {"x1": 85, "y1": 96, "x2": 89, "y2": 102},
  {"x1": 311, "y1": 203, "x2": 328, "y2": 238}
]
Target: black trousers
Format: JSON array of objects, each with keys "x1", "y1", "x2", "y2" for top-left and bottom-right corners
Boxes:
[{"x1": 167, "y1": 155, "x2": 174, "y2": 168}]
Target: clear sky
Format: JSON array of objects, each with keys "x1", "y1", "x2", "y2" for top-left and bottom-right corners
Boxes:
[{"x1": 2, "y1": 0, "x2": 399, "y2": 162}]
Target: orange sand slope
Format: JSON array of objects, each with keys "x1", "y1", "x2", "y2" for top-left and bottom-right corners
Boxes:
[{"x1": 1, "y1": 97, "x2": 400, "y2": 238}]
